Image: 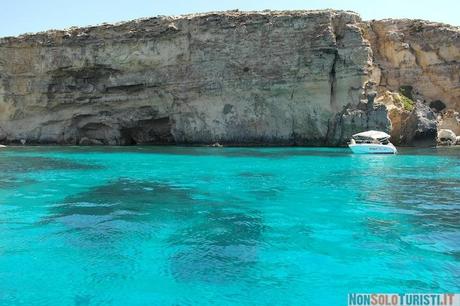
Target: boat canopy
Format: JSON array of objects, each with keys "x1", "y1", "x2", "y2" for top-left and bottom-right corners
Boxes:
[{"x1": 352, "y1": 130, "x2": 390, "y2": 139}]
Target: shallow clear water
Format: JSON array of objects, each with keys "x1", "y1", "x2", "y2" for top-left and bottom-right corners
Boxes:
[{"x1": 0, "y1": 146, "x2": 459, "y2": 305}]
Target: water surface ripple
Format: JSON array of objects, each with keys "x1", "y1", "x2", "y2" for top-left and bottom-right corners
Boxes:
[{"x1": 0, "y1": 146, "x2": 459, "y2": 305}]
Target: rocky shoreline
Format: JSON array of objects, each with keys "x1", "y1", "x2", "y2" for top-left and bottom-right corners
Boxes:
[{"x1": 0, "y1": 10, "x2": 459, "y2": 146}]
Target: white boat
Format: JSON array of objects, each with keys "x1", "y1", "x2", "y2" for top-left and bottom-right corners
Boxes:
[
  {"x1": 348, "y1": 130, "x2": 397, "y2": 154},
  {"x1": 0, "y1": 145, "x2": 5, "y2": 148}
]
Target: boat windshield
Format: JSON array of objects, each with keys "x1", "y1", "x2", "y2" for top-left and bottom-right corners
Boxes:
[{"x1": 352, "y1": 136, "x2": 390, "y2": 145}]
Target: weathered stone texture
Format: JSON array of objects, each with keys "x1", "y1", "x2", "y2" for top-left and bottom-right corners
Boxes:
[
  {"x1": 367, "y1": 19, "x2": 460, "y2": 110},
  {"x1": 0, "y1": 10, "x2": 458, "y2": 145}
]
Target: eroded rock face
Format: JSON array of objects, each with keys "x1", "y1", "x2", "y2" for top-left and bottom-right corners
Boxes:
[
  {"x1": 0, "y1": 10, "x2": 374, "y2": 145},
  {"x1": 403, "y1": 102, "x2": 437, "y2": 146},
  {"x1": 367, "y1": 19, "x2": 460, "y2": 110},
  {"x1": 0, "y1": 10, "x2": 458, "y2": 145},
  {"x1": 438, "y1": 110, "x2": 460, "y2": 135}
]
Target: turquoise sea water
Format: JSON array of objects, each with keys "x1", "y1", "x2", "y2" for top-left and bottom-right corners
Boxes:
[{"x1": 0, "y1": 146, "x2": 459, "y2": 305}]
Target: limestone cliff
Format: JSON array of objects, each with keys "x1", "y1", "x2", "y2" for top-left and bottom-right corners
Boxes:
[
  {"x1": 0, "y1": 10, "x2": 458, "y2": 145},
  {"x1": 366, "y1": 19, "x2": 460, "y2": 145}
]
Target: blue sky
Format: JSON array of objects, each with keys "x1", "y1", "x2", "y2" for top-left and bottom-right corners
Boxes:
[{"x1": 1, "y1": 0, "x2": 459, "y2": 37}]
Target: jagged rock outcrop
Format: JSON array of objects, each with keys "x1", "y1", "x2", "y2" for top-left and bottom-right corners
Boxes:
[
  {"x1": 363, "y1": 19, "x2": 460, "y2": 146},
  {"x1": 403, "y1": 102, "x2": 437, "y2": 146},
  {"x1": 438, "y1": 110, "x2": 460, "y2": 135},
  {"x1": 366, "y1": 19, "x2": 460, "y2": 110},
  {"x1": 0, "y1": 10, "x2": 458, "y2": 145},
  {"x1": 437, "y1": 129, "x2": 458, "y2": 145}
]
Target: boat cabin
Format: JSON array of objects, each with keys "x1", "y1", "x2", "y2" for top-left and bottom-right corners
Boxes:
[{"x1": 350, "y1": 130, "x2": 391, "y2": 145}]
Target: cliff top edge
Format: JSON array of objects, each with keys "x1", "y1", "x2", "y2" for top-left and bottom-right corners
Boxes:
[{"x1": 0, "y1": 8, "x2": 458, "y2": 43}]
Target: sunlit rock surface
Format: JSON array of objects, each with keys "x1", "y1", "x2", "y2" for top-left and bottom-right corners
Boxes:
[{"x1": 0, "y1": 10, "x2": 458, "y2": 145}]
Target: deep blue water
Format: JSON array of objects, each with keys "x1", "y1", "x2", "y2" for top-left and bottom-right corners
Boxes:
[{"x1": 0, "y1": 146, "x2": 459, "y2": 305}]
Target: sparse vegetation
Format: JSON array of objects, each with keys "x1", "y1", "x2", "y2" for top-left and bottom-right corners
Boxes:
[
  {"x1": 399, "y1": 86, "x2": 415, "y2": 111},
  {"x1": 399, "y1": 93, "x2": 415, "y2": 111}
]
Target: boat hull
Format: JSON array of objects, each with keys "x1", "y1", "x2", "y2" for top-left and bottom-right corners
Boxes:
[{"x1": 348, "y1": 143, "x2": 397, "y2": 154}]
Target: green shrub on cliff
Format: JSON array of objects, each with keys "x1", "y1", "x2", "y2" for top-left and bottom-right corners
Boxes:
[
  {"x1": 399, "y1": 93, "x2": 415, "y2": 111},
  {"x1": 399, "y1": 86, "x2": 415, "y2": 111}
]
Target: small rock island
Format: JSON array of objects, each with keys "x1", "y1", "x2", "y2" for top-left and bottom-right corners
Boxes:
[{"x1": 0, "y1": 10, "x2": 458, "y2": 146}]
